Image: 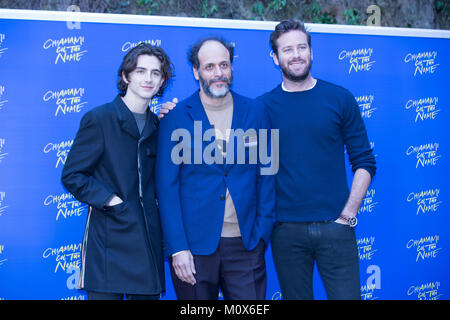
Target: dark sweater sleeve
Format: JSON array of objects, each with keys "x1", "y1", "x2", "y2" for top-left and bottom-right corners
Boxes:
[{"x1": 341, "y1": 90, "x2": 377, "y2": 178}]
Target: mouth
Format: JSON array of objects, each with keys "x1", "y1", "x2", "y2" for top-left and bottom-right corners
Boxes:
[
  {"x1": 141, "y1": 85, "x2": 154, "y2": 90},
  {"x1": 289, "y1": 60, "x2": 305, "y2": 66}
]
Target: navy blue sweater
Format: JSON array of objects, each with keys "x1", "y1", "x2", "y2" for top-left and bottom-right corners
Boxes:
[{"x1": 258, "y1": 79, "x2": 376, "y2": 222}]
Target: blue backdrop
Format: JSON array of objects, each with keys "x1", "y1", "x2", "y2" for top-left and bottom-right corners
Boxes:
[{"x1": 0, "y1": 10, "x2": 449, "y2": 300}]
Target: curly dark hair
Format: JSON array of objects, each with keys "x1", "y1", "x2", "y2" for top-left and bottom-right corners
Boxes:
[
  {"x1": 188, "y1": 36, "x2": 234, "y2": 70},
  {"x1": 117, "y1": 43, "x2": 174, "y2": 97},
  {"x1": 270, "y1": 19, "x2": 311, "y2": 56}
]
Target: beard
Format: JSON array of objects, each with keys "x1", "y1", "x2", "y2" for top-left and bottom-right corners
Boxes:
[
  {"x1": 280, "y1": 57, "x2": 312, "y2": 82},
  {"x1": 199, "y1": 73, "x2": 233, "y2": 98}
]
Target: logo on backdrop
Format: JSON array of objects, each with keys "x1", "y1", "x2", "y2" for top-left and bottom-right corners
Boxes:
[
  {"x1": 358, "y1": 236, "x2": 378, "y2": 261},
  {"x1": 406, "y1": 235, "x2": 441, "y2": 262},
  {"x1": 0, "y1": 138, "x2": 7, "y2": 163},
  {"x1": 0, "y1": 33, "x2": 7, "y2": 58},
  {"x1": 405, "y1": 97, "x2": 440, "y2": 122},
  {"x1": 338, "y1": 48, "x2": 376, "y2": 74},
  {"x1": 42, "y1": 243, "x2": 81, "y2": 273},
  {"x1": 356, "y1": 94, "x2": 376, "y2": 119},
  {"x1": 121, "y1": 39, "x2": 162, "y2": 52},
  {"x1": 361, "y1": 265, "x2": 381, "y2": 300},
  {"x1": 43, "y1": 88, "x2": 88, "y2": 116},
  {"x1": 149, "y1": 97, "x2": 161, "y2": 115},
  {"x1": 358, "y1": 188, "x2": 378, "y2": 214},
  {"x1": 404, "y1": 51, "x2": 439, "y2": 76},
  {"x1": 44, "y1": 192, "x2": 87, "y2": 221},
  {"x1": 0, "y1": 85, "x2": 7, "y2": 110},
  {"x1": 43, "y1": 36, "x2": 87, "y2": 64},
  {"x1": 406, "y1": 142, "x2": 441, "y2": 168},
  {"x1": 0, "y1": 244, "x2": 6, "y2": 268},
  {"x1": 271, "y1": 291, "x2": 283, "y2": 300},
  {"x1": 407, "y1": 188, "x2": 442, "y2": 215},
  {"x1": 407, "y1": 281, "x2": 442, "y2": 300},
  {"x1": 43, "y1": 139, "x2": 74, "y2": 168},
  {"x1": 0, "y1": 191, "x2": 7, "y2": 217}
]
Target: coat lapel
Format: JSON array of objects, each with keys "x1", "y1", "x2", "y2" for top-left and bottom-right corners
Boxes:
[
  {"x1": 113, "y1": 95, "x2": 157, "y2": 141},
  {"x1": 140, "y1": 111, "x2": 158, "y2": 141},
  {"x1": 114, "y1": 95, "x2": 140, "y2": 140}
]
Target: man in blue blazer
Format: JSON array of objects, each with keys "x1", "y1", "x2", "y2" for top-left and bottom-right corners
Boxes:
[{"x1": 156, "y1": 37, "x2": 276, "y2": 300}]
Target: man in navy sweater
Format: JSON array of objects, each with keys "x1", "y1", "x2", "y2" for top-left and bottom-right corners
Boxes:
[{"x1": 257, "y1": 19, "x2": 376, "y2": 300}]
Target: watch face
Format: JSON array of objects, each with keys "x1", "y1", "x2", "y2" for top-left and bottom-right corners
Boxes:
[{"x1": 349, "y1": 217, "x2": 358, "y2": 227}]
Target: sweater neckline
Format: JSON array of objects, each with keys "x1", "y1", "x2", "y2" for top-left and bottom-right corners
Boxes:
[{"x1": 281, "y1": 79, "x2": 319, "y2": 93}]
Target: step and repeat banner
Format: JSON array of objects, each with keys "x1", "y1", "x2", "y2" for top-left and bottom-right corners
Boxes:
[{"x1": 0, "y1": 10, "x2": 449, "y2": 300}]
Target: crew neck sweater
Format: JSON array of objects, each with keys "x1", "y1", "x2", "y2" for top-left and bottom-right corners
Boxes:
[
  {"x1": 201, "y1": 94, "x2": 241, "y2": 238},
  {"x1": 257, "y1": 79, "x2": 376, "y2": 222},
  {"x1": 131, "y1": 110, "x2": 147, "y2": 135}
]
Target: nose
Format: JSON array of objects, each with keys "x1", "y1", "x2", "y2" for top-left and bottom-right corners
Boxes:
[
  {"x1": 292, "y1": 47, "x2": 302, "y2": 58},
  {"x1": 212, "y1": 65, "x2": 223, "y2": 77},
  {"x1": 144, "y1": 71, "x2": 154, "y2": 83}
]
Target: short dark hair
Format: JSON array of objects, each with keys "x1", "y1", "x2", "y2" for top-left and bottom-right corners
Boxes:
[
  {"x1": 188, "y1": 36, "x2": 234, "y2": 70},
  {"x1": 270, "y1": 19, "x2": 311, "y2": 56},
  {"x1": 117, "y1": 43, "x2": 174, "y2": 97}
]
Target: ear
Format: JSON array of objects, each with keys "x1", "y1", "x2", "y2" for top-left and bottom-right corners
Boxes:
[
  {"x1": 271, "y1": 51, "x2": 280, "y2": 66},
  {"x1": 193, "y1": 67, "x2": 200, "y2": 81},
  {"x1": 121, "y1": 71, "x2": 129, "y2": 84},
  {"x1": 310, "y1": 47, "x2": 313, "y2": 61}
]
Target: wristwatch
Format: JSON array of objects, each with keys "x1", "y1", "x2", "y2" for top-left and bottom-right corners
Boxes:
[{"x1": 339, "y1": 214, "x2": 358, "y2": 227}]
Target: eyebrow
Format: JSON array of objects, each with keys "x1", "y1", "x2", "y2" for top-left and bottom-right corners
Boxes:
[
  {"x1": 204, "y1": 60, "x2": 230, "y2": 66},
  {"x1": 282, "y1": 42, "x2": 307, "y2": 49},
  {"x1": 135, "y1": 66, "x2": 161, "y2": 72}
]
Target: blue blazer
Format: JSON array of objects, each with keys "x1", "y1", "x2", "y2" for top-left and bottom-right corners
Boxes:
[{"x1": 156, "y1": 91, "x2": 276, "y2": 256}]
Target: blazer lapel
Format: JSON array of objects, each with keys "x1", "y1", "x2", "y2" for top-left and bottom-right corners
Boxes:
[
  {"x1": 186, "y1": 91, "x2": 225, "y2": 169},
  {"x1": 185, "y1": 91, "x2": 214, "y2": 132},
  {"x1": 226, "y1": 92, "x2": 249, "y2": 169}
]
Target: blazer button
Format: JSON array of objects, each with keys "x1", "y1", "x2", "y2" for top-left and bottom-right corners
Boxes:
[
  {"x1": 220, "y1": 195, "x2": 225, "y2": 201},
  {"x1": 224, "y1": 172, "x2": 228, "y2": 177}
]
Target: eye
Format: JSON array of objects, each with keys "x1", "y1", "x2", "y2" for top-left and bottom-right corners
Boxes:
[
  {"x1": 205, "y1": 64, "x2": 214, "y2": 71},
  {"x1": 220, "y1": 62, "x2": 230, "y2": 69}
]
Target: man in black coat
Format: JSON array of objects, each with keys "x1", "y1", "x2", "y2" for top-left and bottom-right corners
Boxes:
[{"x1": 61, "y1": 43, "x2": 174, "y2": 300}]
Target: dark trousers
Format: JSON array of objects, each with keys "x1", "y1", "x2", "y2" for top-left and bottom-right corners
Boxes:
[
  {"x1": 86, "y1": 291, "x2": 160, "y2": 300},
  {"x1": 170, "y1": 237, "x2": 266, "y2": 300},
  {"x1": 271, "y1": 221, "x2": 361, "y2": 300}
]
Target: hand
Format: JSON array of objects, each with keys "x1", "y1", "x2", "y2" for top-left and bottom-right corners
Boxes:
[
  {"x1": 172, "y1": 250, "x2": 196, "y2": 285},
  {"x1": 106, "y1": 195, "x2": 123, "y2": 207},
  {"x1": 158, "y1": 97, "x2": 178, "y2": 119},
  {"x1": 334, "y1": 216, "x2": 349, "y2": 225}
]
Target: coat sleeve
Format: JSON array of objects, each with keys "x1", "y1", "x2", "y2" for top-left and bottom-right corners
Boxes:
[
  {"x1": 255, "y1": 103, "x2": 276, "y2": 246},
  {"x1": 155, "y1": 111, "x2": 190, "y2": 257},
  {"x1": 61, "y1": 110, "x2": 115, "y2": 210}
]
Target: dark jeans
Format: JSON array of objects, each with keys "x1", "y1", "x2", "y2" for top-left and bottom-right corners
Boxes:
[
  {"x1": 271, "y1": 221, "x2": 361, "y2": 300},
  {"x1": 170, "y1": 237, "x2": 267, "y2": 300},
  {"x1": 86, "y1": 291, "x2": 160, "y2": 300}
]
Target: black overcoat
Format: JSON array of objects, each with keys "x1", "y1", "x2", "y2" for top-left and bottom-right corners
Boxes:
[{"x1": 61, "y1": 95, "x2": 164, "y2": 295}]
